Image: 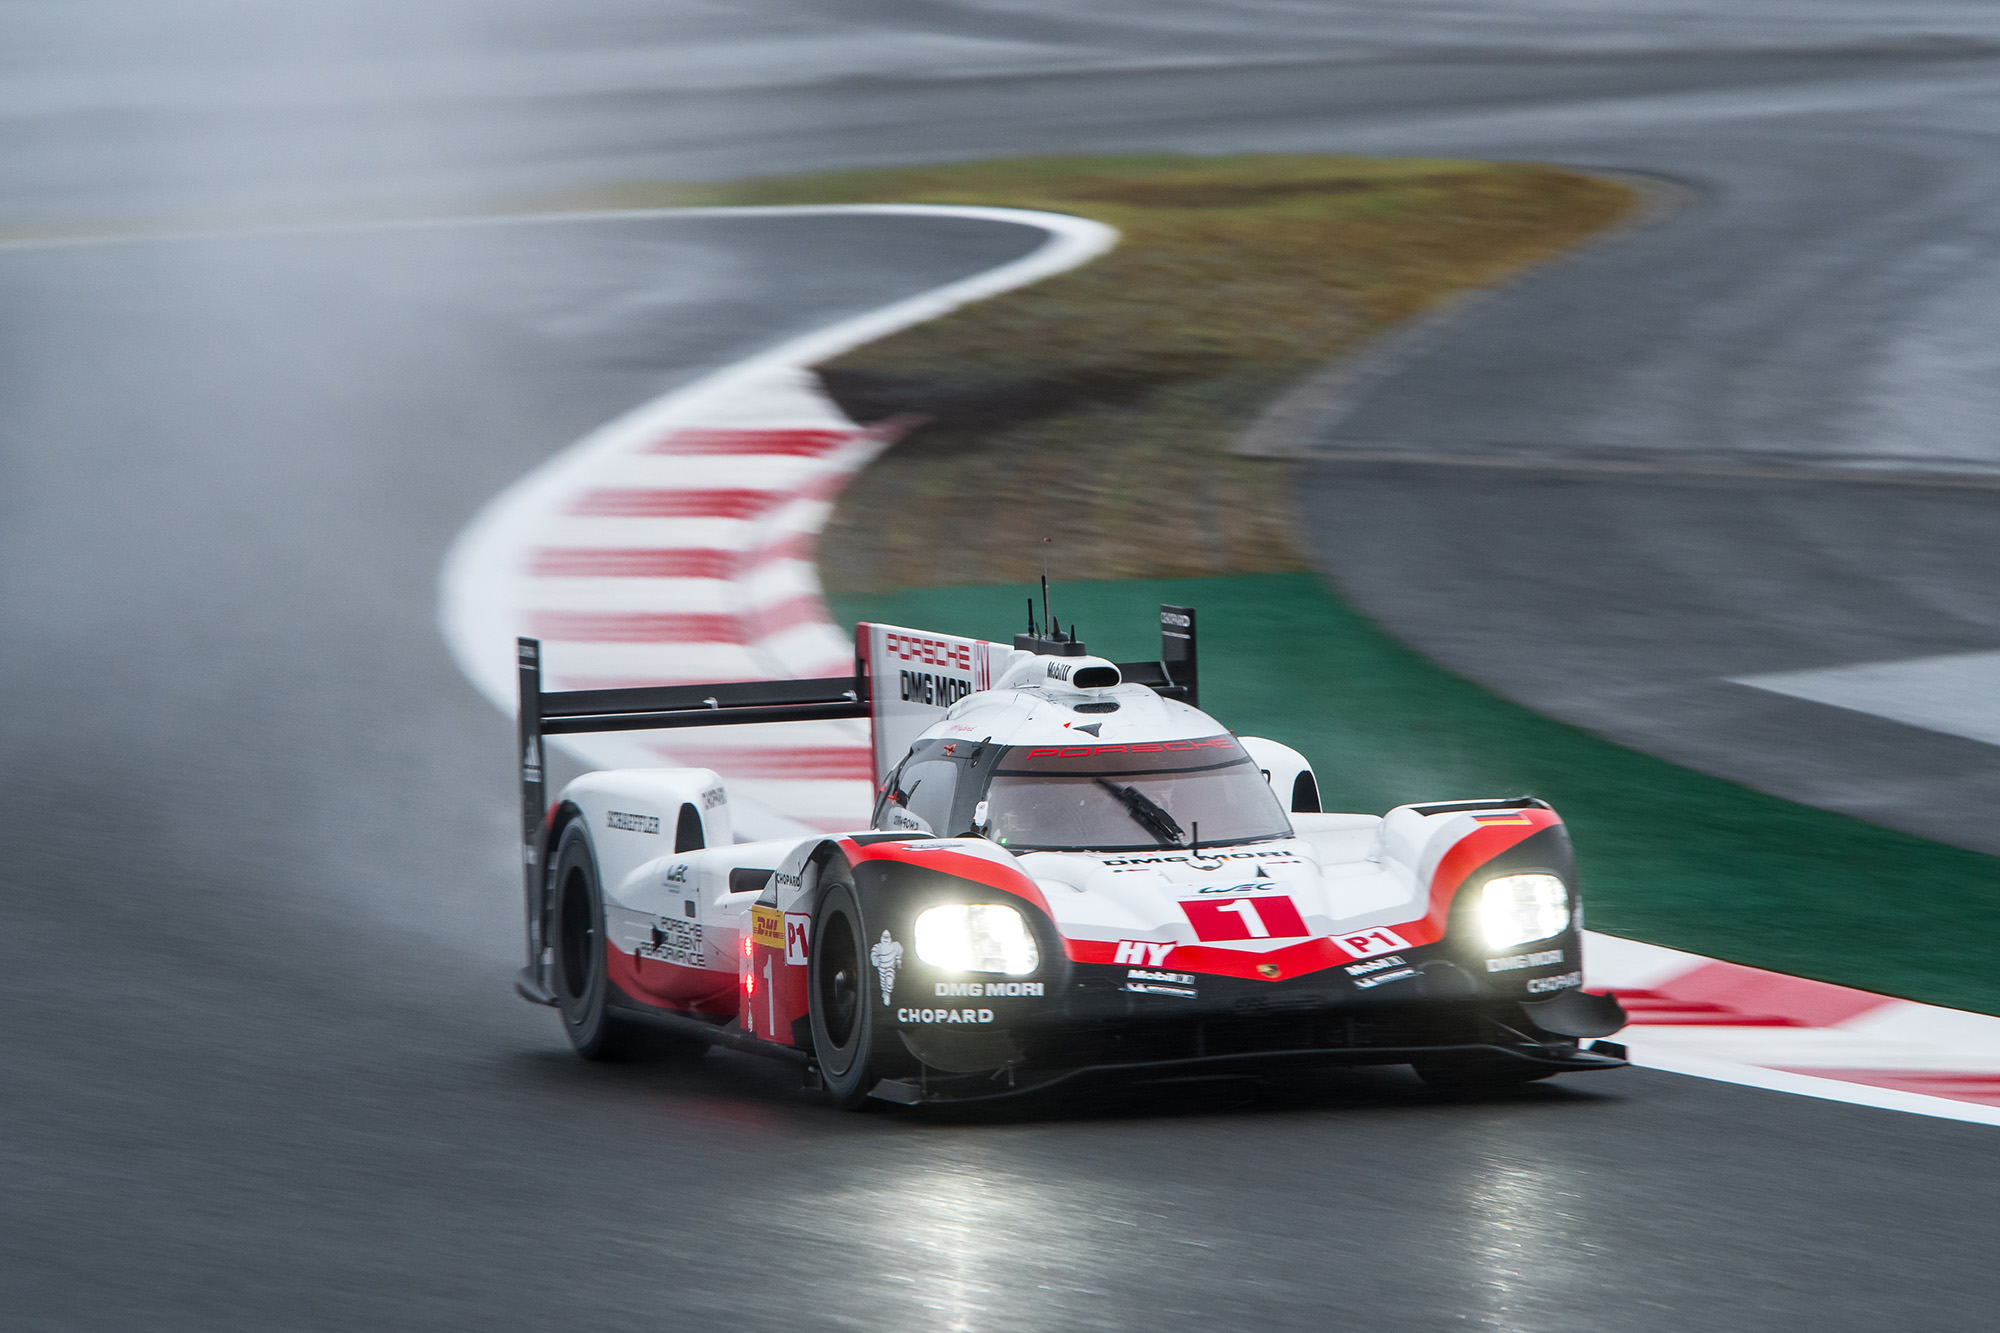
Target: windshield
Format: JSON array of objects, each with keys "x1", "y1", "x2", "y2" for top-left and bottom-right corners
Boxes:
[{"x1": 981, "y1": 736, "x2": 1293, "y2": 853}]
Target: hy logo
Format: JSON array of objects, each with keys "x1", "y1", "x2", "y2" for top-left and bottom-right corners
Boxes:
[{"x1": 1113, "y1": 940, "x2": 1175, "y2": 967}]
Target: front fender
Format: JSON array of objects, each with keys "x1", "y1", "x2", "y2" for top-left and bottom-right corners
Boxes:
[
  {"x1": 1438, "y1": 820, "x2": 1594, "y2": 1012},
  {"x1": 846, "y1": 853, "x2": 1068, "y2": 1032}
]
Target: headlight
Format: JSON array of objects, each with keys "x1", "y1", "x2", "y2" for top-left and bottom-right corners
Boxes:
[
  {"x1": 914, "y1": 903, "x2": 1040, "y2": 975},
  {"x1": 1479, "y1": 874, "x2": 1570, "y2": 949}
]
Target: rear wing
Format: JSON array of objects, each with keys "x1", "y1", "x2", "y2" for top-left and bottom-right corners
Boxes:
[{"x1": 515, "y1": 604, "x2": 1197, "y2": 899}]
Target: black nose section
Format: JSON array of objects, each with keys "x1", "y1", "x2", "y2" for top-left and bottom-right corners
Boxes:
[{"x1": 1521, "y1": 988, "x2": 1628, "y2": 1038}]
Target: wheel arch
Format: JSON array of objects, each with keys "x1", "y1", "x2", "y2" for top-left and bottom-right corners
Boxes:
[
  {"x1": 534, "y1": 799, "x2": 588, "y2": 967},
  {"x1": 1239, "y1": 735, "x2": 1320, "y2": 813}
]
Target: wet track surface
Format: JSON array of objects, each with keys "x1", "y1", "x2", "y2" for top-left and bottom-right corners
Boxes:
[
  {"x1": 1295, "y1": 118, "x2": 2000, "y2": 855},
  {"x1": 8, "y1": 5, "x2": 2000, "y2": 1329}
]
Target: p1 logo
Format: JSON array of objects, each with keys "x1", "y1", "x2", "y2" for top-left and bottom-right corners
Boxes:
[
  {"x1": 1333, "y1": 926, "x2": 1412, "y2": 960},
  {"x1": 783, "y1": 913, "x2": 811, "y2": 966}
]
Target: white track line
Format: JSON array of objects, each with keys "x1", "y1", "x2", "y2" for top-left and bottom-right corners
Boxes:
[
  {"x1": 1734, "y1": 648, "x2": 2000, "y2": 749},
  {"x1": 1587, "y1": 930, "x2": 2000, "y2": 1124},
  {"x1": 436, "y1": 204, "x2": 2000, "y2": 1126},
  {"x1": 438, "y1": 204, "x2": 1116, "y2": 838}
]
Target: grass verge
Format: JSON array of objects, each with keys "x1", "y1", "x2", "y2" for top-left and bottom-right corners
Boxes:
[
  {"x1": 598, "y1": 155, "x2": 1636, "y2": 590},
  {"x1": 831, "y1": 575, "x2": 2000, "y2": 1017}
]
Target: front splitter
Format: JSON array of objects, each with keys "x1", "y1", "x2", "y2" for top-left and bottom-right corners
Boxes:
[{"x1": 867, "y1": 1040, "x2": 1629, "y2": 1106}]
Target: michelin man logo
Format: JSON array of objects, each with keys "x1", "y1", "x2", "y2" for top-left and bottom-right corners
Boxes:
[{"x1": 870, "y1": 930, "x2": 903, "y2": 1006}]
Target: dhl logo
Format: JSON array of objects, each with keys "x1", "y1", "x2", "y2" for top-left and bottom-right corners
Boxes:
[{"x1": 751, "y1": 905, "x2": 785, "y2": 949}]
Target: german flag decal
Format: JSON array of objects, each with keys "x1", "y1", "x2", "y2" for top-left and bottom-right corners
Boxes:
[{"x1": 1470, "y1": 811, "x2": 1535, "y2": 826}]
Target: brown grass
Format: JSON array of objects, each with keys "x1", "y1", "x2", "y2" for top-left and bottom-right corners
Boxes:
[{"x1": 598, "y1": 156, "x2": 1636, "y2": 591}]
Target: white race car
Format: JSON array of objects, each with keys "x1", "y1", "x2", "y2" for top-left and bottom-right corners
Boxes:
[{"x1": 512, "y1": 601, "x2": 1626, "y2": 1106}]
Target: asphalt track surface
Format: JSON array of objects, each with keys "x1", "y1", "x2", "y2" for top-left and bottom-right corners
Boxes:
[
  {"x1": 10, "y1": 6, "x2": 2000, "y2": 1330},
  {"x1": 1293, "y1": 122, "x2": 2000, "y2": 857}
]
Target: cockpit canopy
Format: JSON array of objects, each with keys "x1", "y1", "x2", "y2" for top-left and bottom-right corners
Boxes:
[{"x1": 872, "y1": 734, "x2": 1293, "y2": 853}]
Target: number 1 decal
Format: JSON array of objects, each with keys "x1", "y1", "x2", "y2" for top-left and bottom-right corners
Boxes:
[
  {"x1": 1217, "y1": 899, "x2": 1270, "y2": 938},
  {"x1": 1181, "y1": 896, "x2": 1308, "y2": 942},
  {"x1": 763, "y1": 954, "x2": 776, "y2": 1034}
]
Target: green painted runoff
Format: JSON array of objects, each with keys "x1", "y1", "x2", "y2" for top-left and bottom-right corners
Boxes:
[{"x1": 830, "y1": 572, "x2": 2000, "y2": 1015}]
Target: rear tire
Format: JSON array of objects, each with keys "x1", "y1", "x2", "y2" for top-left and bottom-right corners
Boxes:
[
  {"x1": 809, "y1": 870, "x2": 891, "y2": 1109},
  {"x1": 550, "y1": 822, "x2": 702, "y2": 1061}
]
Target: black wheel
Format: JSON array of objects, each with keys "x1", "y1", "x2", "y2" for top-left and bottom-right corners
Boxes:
[
  {"x1": 549, "y1": 822, "x2": 703, "y2": 1061},
  {"x1": 808, "y1": 869, "x2": 893, "y2": 1109},
  {"x1": 1414, "y1": 1058, "x2": 1558, "y2": 1093}
]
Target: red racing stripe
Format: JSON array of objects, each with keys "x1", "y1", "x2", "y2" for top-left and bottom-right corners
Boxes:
[
  {"x1": 1064, "y1": 934, "x2": 1349, "y2": 981},
  {"x1": 654, "y1": 745, "x2": 873, "y2": 780},
  {"x1": 1615, "y1": 960, "x2": 1892, "y2": 1028},
  {"x1": 1777, "y1": 1070, "x2": 2000, "y2": 1107},
  {"x1": 569, "y1": 488, "x2": 783, "y2": 519},
  {"x1": 530, "y1": 610, "x2": 746, "y2": 643},
  {"x1": 1611, "y1": 992, "x2": 1806, "y2": 1026},
  {"x1": 841, "y1": 840, "x2": 1054, "y2": 917},
  {"x1": 530, "y1": 547, "x2": 737, "y2": 579},
  {"x1": 646, "y1": 428, "x2": 853, "y2": 456}
]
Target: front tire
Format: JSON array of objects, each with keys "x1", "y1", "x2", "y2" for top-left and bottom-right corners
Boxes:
[
  {"x1": 549, "y1": 822, "x2": 694, "y2": 1061},
  {"x1": 808, "y1": 870, "x2": 893, "y2": 1109}
]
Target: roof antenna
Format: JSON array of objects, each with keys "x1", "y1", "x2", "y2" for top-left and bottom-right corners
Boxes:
[
  {"x1": 1041, "y1": 537, "x2": 1053, "y2": 643},
  {"x1": 1014, "y1": 537, "x2": 1089, "y2": 657}
]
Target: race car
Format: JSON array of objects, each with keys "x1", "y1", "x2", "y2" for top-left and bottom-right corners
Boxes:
[{"x1": 511, "y1": 600, "x2": 1627, "y2": 1106}]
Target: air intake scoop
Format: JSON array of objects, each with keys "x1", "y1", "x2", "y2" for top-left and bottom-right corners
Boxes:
[{"x1": 1044, "y1": 654, "x2": 1121, "y2": 690}]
